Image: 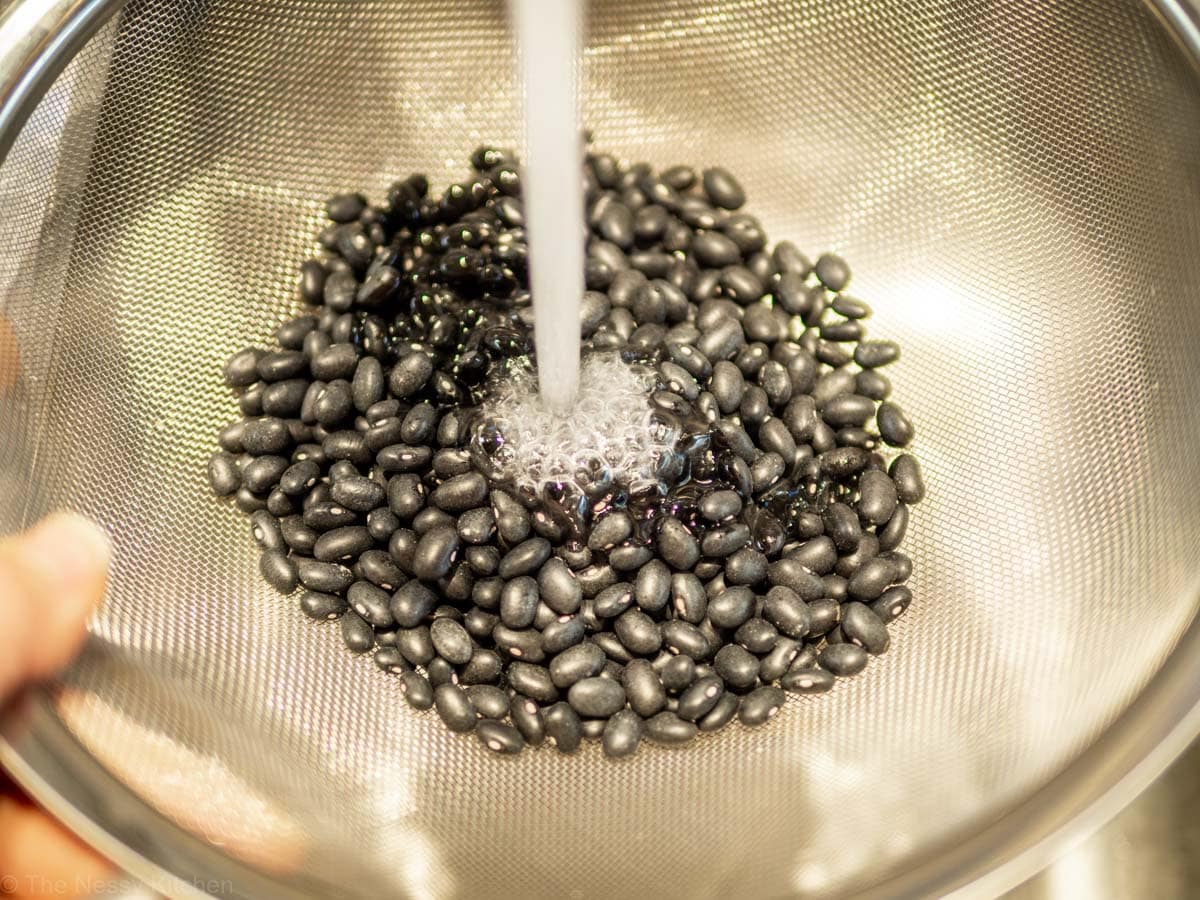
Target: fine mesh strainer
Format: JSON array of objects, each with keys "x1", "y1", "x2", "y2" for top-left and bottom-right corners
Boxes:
[{"x1": 2, "y1": 0, "x2": 1200, "y2": 897}]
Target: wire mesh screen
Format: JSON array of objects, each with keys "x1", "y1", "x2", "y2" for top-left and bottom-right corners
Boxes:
[{"x1": 2, "y1": 0, "x2": 1200, "y2": 896}]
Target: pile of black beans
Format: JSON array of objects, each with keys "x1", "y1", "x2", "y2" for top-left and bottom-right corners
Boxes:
[{"x1": 208, "y1": 146, "x2": 926, "y2": 757}]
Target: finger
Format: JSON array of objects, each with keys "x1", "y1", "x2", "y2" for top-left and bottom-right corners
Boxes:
[
  {"x1": 0, "y1": 514, "x2": 110, "y2": 699},
  {"x1": 0, "y1": 795, "x2": 114, "y2": 898}
]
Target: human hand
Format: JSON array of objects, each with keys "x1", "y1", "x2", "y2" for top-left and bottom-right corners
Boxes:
[{"x1": 0, "y1": 513, "x2": 115, "y2": 898}]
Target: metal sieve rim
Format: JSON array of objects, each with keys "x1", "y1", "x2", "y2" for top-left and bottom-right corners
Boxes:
[{"x1": 0, "y1": 0, "x2": 1198, "y2": 895}]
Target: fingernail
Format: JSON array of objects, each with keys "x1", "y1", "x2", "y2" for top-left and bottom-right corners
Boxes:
[{"x1": 23, "y1": 512, "x2": 111, "y2": 592}]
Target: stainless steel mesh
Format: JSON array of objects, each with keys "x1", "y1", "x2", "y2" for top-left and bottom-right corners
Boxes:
[{"x1": 3, "y1": 0, "x2": 1200, "y2": 896}]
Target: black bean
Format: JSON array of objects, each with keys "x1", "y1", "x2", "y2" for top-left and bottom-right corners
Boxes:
[
  {"x1": 662, "y1": 574, "x2": 702, "y2": 625},
  {"x1": 467, "y1": 684, "x2": 510, "y2": 720},
  {"x1": 451, "y1": 506, "x2": 494, "y2": 545},
  {"x1": 677, "y1": 675, "x2": 724, "y2": 721},
  {"x1": 615, "y1": 608, "x2": 662, "y2": 656},
  {"x1": 297, "y1": 259, "x2": 327, "y2": 305},
  {"x1": 661, "y1": 620, "x2": 711, "y2": 660},
  {"x1": 819, "y1": 643, "x2": 868, "y2": 677},
  {"x1": 841, "y1": 601, "x2": 890, "y2": 655},
  {"x1": 701, "y1": 166, "x2": 746, "y2": 210},
  {"x1": 359, "y1": 549, "x2": 405, "y2": 590},
  {"x1": 428, "y1": 472, "x2": 486, "y2": 514},
  {"x1": 724, "y1": 549, "x2": 763, "y2": 592},
  {"x1": 473, "y1": 719, "x2": 522, "y2": 755},
  {"x1": 691, "y1": 230, "x2": 741, "y2": 269},
  {"x1": 255, "y1": 350, "x2": 307, "y2": 383},
  {"x1": 601, "y1": 709, "x2": 642, "y2": 758},
  {"x1": 658, "y1": 654, "x2": 696, "y2": 693},
  {"x1": 734, "y1": 618, "x2": 778, "y2": 655},
  {"x1": 366, "y1": 508, "x2": 401, "y2": 543},
  {"x1": 348, "y1": 580, "x2": 393, "y2": 627},
  {"x1": 384, "y1": 474, "x2": 425, "y2": 521},
  {"x1": 607, "y1": 544, "x2": 652, "y2": 572},
  {"x1": 819, "y1": 446, "x2": 871, "y2": 478},
  {"x1": 869, "y1": 586, "x2": 910, "y2": 624},
  {"x1": 324, "y1": 431, "x2": 371, "y2": 466},
  {"x1": 847, "y1": 557, "x2": 896, "y2": 601},
  {"x1": 644, "y1": 711, "x2": 698, "y2": 745},
  {"x1": 303, "y1": 500, "x2": 357, "y2": 532},
  {"x1": 398, "y1": 402, "x2": 436, "y2": 445},
  {"x1": 545, "y1": 702, "x2": 583, "y2": 753},
  {"x1": 834, "y1": 533, "x2": 878, "y2": 580},
  {"x1": 738, "y1": 685, "x2": 785, "y2": 726},
  {"x1": 589, "y1": 578, "x2": 631, "y2": 617},
  {"x1": 241, "y1": 418, "x2": 291, "y2": 455},
  {"x1": 389, "y1": 580, "x2": 436, "y2": 628},
  {"x1": 208, "y1": 452, "x2": 241, "y2": 496},
  {"x1": 876, "y1": 401, "x2": 914, "y2": 447},
  {"x1": 498, "y1": 537, "x2": 552, "y2": 579},
  {"x1": 707, "y1": 586, "x2": 756, "y2": 630},
  {"x1": 823, "y1": 502, "x2": 862, "y2": 552},
  {"x1": 781, "y1": 667, "x2": 835, "y2": 694},
  {"x1": 567, "y1": 677, "x2": 626, "y2": 718},
  {"x1": 410, "y1": 524, "x2": 459, "y2": 580},
  {"x1": 395, "y1": 626, "x2": 435, "y2": 666},
  {"x1": 430, "y1": 617, "x2": 473, "y2": 664},
  {"x1": 627, "y1": 560, "x2": 668, "y2": 614},
  {"x1": 501, "y1": 663, "x2": 555, "y2": 706},
  {"x1": 313, "y1": 526, "x2": 372, "y2": 562},
  {"x1": 657, "y1": 517, "x2": 700, "y2": 570},
  {"x1": 398, "y1": 670, "x2": 434, "y2": 710},
  {"x1": 758, "y1": 637, "x2": 798, "y2": 681},
  {"x1": 620, "y1": 658, "x2": 666, "y2": 718},
  {"x1": 766, "y1": 556, "x2": 826, "y2": 601},
  {"x1": 496, "y1": 576, "x2": 537, "y2": 629},
  {"x1": 813, "y1": 252, "x2": 850, "y2": 291},
  {"x1": 326, "y1": 192, "x2": 366, "y2": 222},
  {"x1": 330, "y1": 475, "x2": 385, "y2": 513},
  {"x1": 340, "y1": 612, "x2": 375, "y2": 653},
  {"x1": 256, "y1": 549, "x2": 296, "y2": 593},
  {"x1": 278, "y1": 460, "x2": 319, "y2": 496},
  {"x1": 855, "y1": 472, "x2": 897, "y2": 530},
  {"x1": 763, "y1": 586, "x2": 810, "y2": 639},
  {"x1": 713, "y1": 642, "x2": 760, "y2": 690},
  {"x1": 509, "y1": 695, "x2": 545, "y2": 747},
  {"x1": 463, "y1": 605, "x2": 499, "y2": 641},
  {"x1": 426, "y1": 657, "x2": 456, "y2": 687},
  {"x1": 588, "y1": 510, "x2": 633, "y2": 552},
  {"x1": 385, "y1": 352, "x2": 431, "y2": 399},
  {"x1": 434, "y1": 683, "x2": 476, "y2": 733},
  {"x1": 300, "y1": 590, "x2": 347, "y2": 620},
  {"x1": 534, "y1": 557, "x2": 581, "y2": 615},
  {"x1": 886, "y1": 456, "x2": 924, "y2": 508},
  {"x1": 854, "y1": 339, "x2": 900, "y2": 369},
  {"x1": 822, "y1": 393, "x2": 875, "y2": 429},
  {"x1": 296, "y1": 558, "x2": 353, "y2": 593}
]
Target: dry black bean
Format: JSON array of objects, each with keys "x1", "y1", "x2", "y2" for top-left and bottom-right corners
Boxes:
[
  {"x1": 819, "y1": 643, "x2": 868, "y2": 677},
  {"x1": 601, "y1": 709, "x2": 642, "y2": 758},
  {"x1": 426, "y1": 657, "x2": 456, "y2": 687},
  {"x1": 847, "y1": 557, "x2": 896, "y2": 601},
  {"x1": 872, "y1": 585, "x2": 912, "y2": 624},
  {"x1": 876, "y1": 401, "x2": 915, "y2": 447},
  {"x1": 644, "y1": 711, "x2": 698, "y2": 745},
  {"x1": 348, "y1": 580, "x2": 393, "y2": 627},
  {"x1": 340, "y1": 611, "x2": 374, "y2": 654},
  {"x1": 300, "y1": 590, "x2": 347, "y2": 621},
  {"x1": 434, "y1": 683, "x2": 477, "y2": 733},
  {"x1": 713, "y1": 643, "x2": 759, "y2": 691},
  {"x1": 707, "y1": 586, "x2": 756, "y2": 629},
  {"x1": 781, "y1": 667, "x2": 835, "y2": 694},
  {"x1": 734, "y1": 618, "x2": 778, "y2": 654},
  {"x1": 467, "y1": 684, "x2": 510, "y2": 720},
  {"x1": 702, "y1": 167, "x2": 746, "y2": 210},
  {"x1": 544, "y1": 702, "x2": 583, "y2": 753},
  {"x1": 208, "y1": 452, "x2": 241, "y2": 496},
  {"x1": 739, "y1": 685, "x2": 785, "y2": 726}
]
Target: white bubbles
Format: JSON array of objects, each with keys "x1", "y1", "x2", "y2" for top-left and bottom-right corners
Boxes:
[{"x1": 477, "y1": 353, "x2": 677, "y2": 495}]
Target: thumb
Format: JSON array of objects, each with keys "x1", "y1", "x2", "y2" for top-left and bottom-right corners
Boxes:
[{"x1": 0, "y1": 513, "x2": 110, "y2": 699}]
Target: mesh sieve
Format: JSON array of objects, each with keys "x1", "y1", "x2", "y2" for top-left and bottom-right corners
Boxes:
[{"x1": 2, "y1": 0, "x2": 1200, "y2": 897}]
